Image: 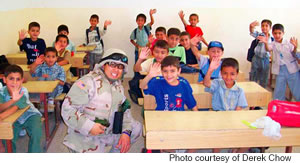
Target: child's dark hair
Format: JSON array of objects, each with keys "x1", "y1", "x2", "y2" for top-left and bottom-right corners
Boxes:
[
  {"x1": 28, "y1": 22, "x2": 40, "y2": 30},
  {"x1": 55, "y1": 34, "x2": 69, "y2": 44},
  {"x1": 45, "y1": 47, "x2": 58, "y2": 57},
  {"x1": 153, "y1": 40, "x2": 169, "y2": 50},
  {"x1": 90, "y1": 14, "x2": 99, "y2": 20},
  {"x1": 155, "y1": 26, "x2": 166, "y2": 34},
  {"x1": 167, "y1": 28, "x2": 181, "y2": 37},
  {"x1": 272, "y1": 24, "x2": 284, "y2": 33},
  {"x1": 0, "y1": 63, "x2": 10, "y2": 75},
  {"x1": 57, "y1": 24, "x2": 69, "y2": 34},
  {"x1": 261, "y1": 19, "x2": 272, "y2": 27},
  {"x1": 221, "y1": 58, "x2": 239, "y2": 73},
  {"x1": 4, "y1": 65, "x2": 23, "y2": 78},
  {"x1": 180, "y1": 31, "x2": 191, "y2": 38},
  {"x1": 136, "y1": 13, "x2": 146, "y2": 22},
  {"x1": 189, "y1": 13, "x2": 199, "y2": 19},
  {"x1": 161, "y1": 56, "x2": 180, "y2": 70}
]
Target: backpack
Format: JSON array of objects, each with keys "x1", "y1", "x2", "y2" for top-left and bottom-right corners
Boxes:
[
  {"x1": 247, "y1": 37, "x2": 274, "y2": 62},
  {"x1": 133, "y1": 26, "x2": 151, "y2": 39},
  {"x1": 128, "y1": 73, "x2": 146, "y2": 105},
  {"x1": 86, "y1": 27, "x2": 104, "y2": 49}
]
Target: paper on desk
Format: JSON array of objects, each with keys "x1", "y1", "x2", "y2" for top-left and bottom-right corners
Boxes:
[{"x1": 250, "y1": 116, "x2": 281, "y2": 140}]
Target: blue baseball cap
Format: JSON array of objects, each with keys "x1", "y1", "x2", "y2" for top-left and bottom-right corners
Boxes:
[{"x1": 208, "y1": 41, "x2": 224, "y2": 51}]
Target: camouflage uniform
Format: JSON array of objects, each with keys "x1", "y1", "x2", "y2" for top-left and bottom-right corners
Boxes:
[{"x1": 61, "y1": 64, "x2": 142, "y2": 153}]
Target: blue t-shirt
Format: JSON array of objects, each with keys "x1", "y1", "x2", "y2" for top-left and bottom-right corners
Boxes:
[
  {"x1": 20, "y1": 38, "x2": 46, "y2": 65},
  {"x1": 143, "y1": 76, "x2": 196, "y2": 111}
]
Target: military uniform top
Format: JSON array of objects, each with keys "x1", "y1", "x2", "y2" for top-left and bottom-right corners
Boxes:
[{"x1": 61, "y1": 67, "x2": 134, "y2": 152}]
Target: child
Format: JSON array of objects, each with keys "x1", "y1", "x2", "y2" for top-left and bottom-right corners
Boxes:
[
  {"x1": 17, "y1": 22, "x2": 46, "y2": 65},
  {"x1": 86, "y1": 14, "x2": 112, "y2": 70},
  {"x1": 54, "y1": 34, "x2": 71, "y2": 66},
  {"x1": 0, "y1": 65, "x2": 42, "y2": 152},
  {"x1": 198, "y1": 41, "x2": 224, "y2": 82},
  {"x1": 134, "y1": 40, "x2": 169, "y2": 74},
  {"x1": 30, "y1": 47, "x2": 66, "y2": 110},
  {"x1": 259, "y1": 24, "x2": 300, "y2": 101},
  {"x1": 167, "y1": 28, "x2": 186, "y2": 64},
  {"x1": 148, "y1": 26, "x2": 167, "y2": 51},
  {"x1": 56, "y1": 24, "x2": 76, "y2": 53},
  {"x1": 130, "y1": 9, "x2": 156, "y2": 63},
  {"x1": 249, "y1": 20, "x2": 273, "y2": 88},
  {"x1": 140, "y1": 56, "x2": 197, "y2": 111},
  {"x1": 204, "y1": 58, "x2": 248, "y2": 153},
  {"x1": 179, "y1": 31, "x2": 202, "y2": 72},
  {"x1": 178, "y1": 10, "x2": 208, "y2": 49}
]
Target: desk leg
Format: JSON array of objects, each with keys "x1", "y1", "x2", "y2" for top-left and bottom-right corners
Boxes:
[
  {"x1": 285, "y1": 146, "x2": 292, "y2": 153},
  {"x1": 5, "y1": 140, "x2": 12, "y2": 153},
  {"x1": 41, "y1": 93, "x2": 49, "y2": 144}
]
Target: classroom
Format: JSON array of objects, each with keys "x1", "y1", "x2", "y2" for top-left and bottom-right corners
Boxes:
[{"x1": 0, "y1": 0, "x2": 300, "y2": 154}]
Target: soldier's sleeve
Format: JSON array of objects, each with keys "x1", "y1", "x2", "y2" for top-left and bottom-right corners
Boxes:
[
  {"x1": 120, "y1": 96, "x2": 133, "y2": 132},
  {"x1": 61, "y1": 77, "x2": 95, "y2": 136}
]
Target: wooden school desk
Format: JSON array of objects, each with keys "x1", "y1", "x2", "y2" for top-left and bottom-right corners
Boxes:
[
  {"x1": 144, "y1": 110, "x2": 300, "y2": 152},
  {"x1": 0, "y1": 106, "x2": 30, "y2": 153},
  {"x1": 6, "y1": 52, "x2": 27, "y2": 64},
  {"x1": 144, "y1": 81, "x2": 272, "y2": 110},
  {"x1": 180, "y1": 71, "x2": 246, "y2": 83},
  {"x1": 75, "y1": 45, "x2": 96, "y2": 52},
  {"x1": 18, "y1": 64, "x2": 72, "y2": 81},
  {"x1": 22, "y1": 81, "x2": 59, "y2": 148}
]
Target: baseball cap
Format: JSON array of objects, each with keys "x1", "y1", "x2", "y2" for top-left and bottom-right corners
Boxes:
[{"x1": 208, "y1": 41, "x2": 224, "y2": 51}]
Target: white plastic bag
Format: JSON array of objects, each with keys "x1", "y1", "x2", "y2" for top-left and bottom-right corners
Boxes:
[{"x1": 251, "y1": 116, "x2": 281, "y2": 140}]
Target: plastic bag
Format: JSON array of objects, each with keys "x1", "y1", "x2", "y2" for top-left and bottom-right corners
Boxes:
[{"x1": 251, "y1": 116, "x2": 281, "y2": 140}]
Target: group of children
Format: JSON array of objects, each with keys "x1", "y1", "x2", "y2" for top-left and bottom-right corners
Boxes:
[{"x1": 0, "y1": 9, "x2": 300, "y2": 153}]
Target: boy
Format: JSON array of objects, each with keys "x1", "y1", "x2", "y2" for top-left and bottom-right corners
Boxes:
[
  {"x1": 30, "y1": 47, "x2": 66, "y2": 110},
  {"x1": 130, "y1": 9, "x2": 156, "y2": 63},
  {"x1": 140, "y1": 56, "x2": 197, "y2": 111},
  {"x1": 56, "y1": 24, "x2": 76, "y2": 53},
  {"x1": 86, "y1": 14, "x2": 112, "y2": 70},
  {"x1": 198, "y1": 41, "x2": 224, "y2": 82},
  {"x1": 134, "y1": 40, "x2": 169, "y2": 74},
  {"x1": 54, "y1": 34, "x2": 71, "y2": 66},
  {"x1": 203, "y1": 58, "x2": 248, "y2": 153},
  {"x1": 178, "y1": 10, "x2": 208, "y2": 49},
  {"x1": 259, "y1": 24, "x2": 300, "y2": 101},
  {"x1": 249, "y1": 20, "x2": 273, "y2": 88},
  {"x1": 148, "y1": 26, "x2": 167, "y2": 51},
  {"x1": 0, "y1": 65, "x2": 42, "y2": 152},
  {"x1": 17, "y1": 22, "x2": 46, "y2": 65}
]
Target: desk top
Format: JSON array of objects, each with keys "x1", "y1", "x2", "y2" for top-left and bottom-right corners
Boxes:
[
  {"x1": 6, "y1": 52, "x2": 26, "y2": 58},
  {"x1": 18, "y1": 64, "x2": 71, "y2": 72},
  {"x1": 22, "y1": 81, "x2": 59, "y2": 93},
  {"x1": 76, "y1": 45, "x2": 96, "y2": 52},
  {"x1": 0, "y1": 106, "x2": 30, "y2": 139}
]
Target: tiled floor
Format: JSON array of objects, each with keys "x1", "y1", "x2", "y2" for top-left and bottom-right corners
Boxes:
[{"x1": 10, "y1": 78, "x2": 300, "y2": 153}]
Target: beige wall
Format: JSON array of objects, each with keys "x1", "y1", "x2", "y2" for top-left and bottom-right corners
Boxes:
[{"x1": 1, "y1": 6, "x2": 300, "y2": 77}]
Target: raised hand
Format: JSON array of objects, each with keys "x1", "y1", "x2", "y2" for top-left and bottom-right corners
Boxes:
[
  {"x1": 54, "y1": 42, "x2": 63, "y2": 52},
  {"x1": 11, "y1": 87, "x2": 24, "y2": 102},
  {"x1": 250, "y1": 20, "x2": 259, "y2": 28},
  {"x1": 290, "y1": 37, "x2": 298, "y2": 48},
  {"x1": 139, "y1": 47, "x2": 151, "y2": 60},
  {"x1": 18, "y1": 29, "x2": 27, "y2": 40},
  {"x1": 148, "y1": 34, "x2": 155, "y2": 44},
  {"x1": 190, "y1": 34, "x2": 203, "y2": 46},
  {"x1": 257, "y1": 35, "x2": 268, "y2": 43},
  {"x1": 35, "y1": 55, "x2": 44, "y2": 65},
  {"x1": 208, "y1": 57, "x2": 221, "y2": 71},
  {"x1": 178, "y1": 10, "x2": 185, "y2": 19},
  {"x1": 149, "y1": 9, "x2": 157, "y2": 15},
  {"x1": 104, "y1": 20, "x2": 112, "y2": 28},
  {"x1": 149, "y1": 62, "x2": 161, "y2": 78}
]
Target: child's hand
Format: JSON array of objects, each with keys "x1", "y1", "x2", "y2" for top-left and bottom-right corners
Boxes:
[
  {"x1": 104, "y1": 20, "x2": 112, "y2": 28},
  {"x1": 139, "y1": 47, "x2": 151, "y2": 60},
  {"x1": 11, "y1": 87, "x2": 24, "y2": 102},
  {"x1": 208, "y1": 57, "x2": 221, "y2": 71},
  {"x1": 42, "y1": 74, "x2": 49, "y2": 78},
  {"x1": 18, "y1": 29, "x2": 27, "y2": 40},
  {"x1": 257, "y1": 35, "x2": 268, "y2": 43},
  {"x1": 54, "y1": 42, "x2": 63, "y2": 52},
  {"x1": 190, "y1": 34, "x2": 203, "y2": 46},
  {"x1": 148, "y1": 62, "x2": 161, "y2": 77},
  {"x1": 250, "y1": 20, "x2": 259, "y2": 28},
  {"x1": 148, "y1": 34, "x2": 155, "y2": 44},
  {"x1": 290, "y1": 37, "x2": 298, "y2": 48},
  {"x1": 35, "y1": 55, "x2": 44, "y2": 65},
  {"x1": 178, "y1": 10, "x2": 185, "y2": 19},
  {"x1": 149, "y1": 9, "x2": 157, "y2": 15},
  {"x1": 89, "y1": 123, "x2": 106, "y2": 136}
]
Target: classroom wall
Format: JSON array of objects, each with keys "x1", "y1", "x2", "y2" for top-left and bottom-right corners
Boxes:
[{"x1": 1, "y1": 1, "x2": 300, "y2": 77}]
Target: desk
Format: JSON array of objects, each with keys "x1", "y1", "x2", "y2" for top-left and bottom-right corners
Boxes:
[
  {"x1": 180, "y1": 71, "x2": 245, "y2": 83},
  {"x1": 6, "y1": 52, "x2": 27, "y2": 64},
  {"x1": 18, "y1": 64, "x2": 72, "y2": 81},
  {"x1": 22, "y1": 81, "x2": 59, "y2": 148},
  {"x1": 144, "y1": 81, "x2": 272, "y2": 109},
  {"x1": 199, "y1": 47, "x2": 208, "y2": 55},
  {"x1": 0, "y1": 106, "x2": 30, "y2": 152},
  {"x1": 76, "y1": 45, "x2": 96, "y2": 52},
  {"x1": 144, "y1": 110, "x2": 300, "y2": 151}
]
